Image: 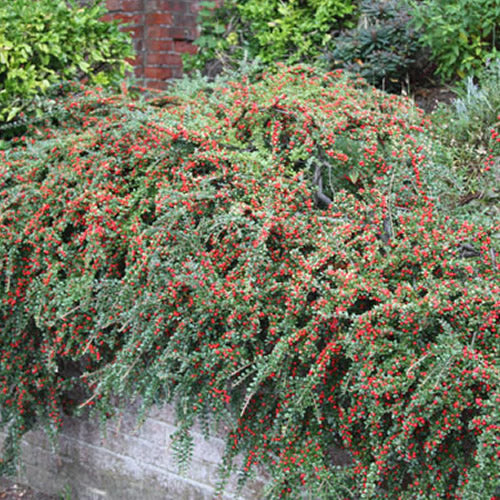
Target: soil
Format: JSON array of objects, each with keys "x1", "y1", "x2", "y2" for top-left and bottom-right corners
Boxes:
[{"x1": 412, "y1": 85, "x2": 456, "y2": 113}]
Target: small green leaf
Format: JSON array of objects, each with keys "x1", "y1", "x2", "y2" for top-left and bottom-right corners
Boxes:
[
  {"x1": 348, "y1": 170, "x2": 359, "y2": 184},
  {"x1": 6, "y1": 105, "x2": 21, "y2": 122}
]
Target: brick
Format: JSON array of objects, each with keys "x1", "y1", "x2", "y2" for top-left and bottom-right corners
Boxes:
[
  {"x1": 169, "y1": 26, "x2": 196, "y2": 40},
  {"x1": 144, "y1": 66, "x2": 173, "y2": 79},
  {"x1": 127, "y1": 55, "x2": 143, "y2": 67},
  {"x1": 164, "y1": 53, "x2": 183, "y2": 65},
  {"x1": 146, "y1": 52, "x2": 167, "y2": 65},
  {"x1": 122, "y1": 25, "x2": 144, "y2": 39},
  {"x1": 147, "y1": 403, "x2": 177, "y2": 423},
  {"x1": 147, "y1": 25, "x2": 173, "y2": 39},
  {"x1": 173, "y1": 12, "x2": 196, "y2": 24},
  {"x1": 122, "y1": 0, "x2": 143, "y2": 11},
  {"x1": 146, "y1": 38, "x2": 174, "y2": 52},
  {"x1": 173, "y1": 0, "x2": 189, "y2": 11},
  {"x1": 146, "y1": 12, "x2": 173, "y2": 25},
  {"x1": 135, "y1": 418, "x2": 173, "y2": 445},
  {"x1": 100, "y1": 13, "x2": 114, "y2": 23},
  {"x1": 106, "y1": 0, "x2": 122, "y2": 10},
  {"x1": 113, "y1": 13, "x2": 143, "y2": 26},
  {"x1": 145, "y1": 79, "x2": 169, "y2": 90},
  {"x1": 174, "y1": 40, "x2": 197, "y2": 55},
  {"x1": 132, "y1": 38, "x2": 144, "y2": 52},
  {"x1": 147, "y1": 53, "x2": 182, "y2": 65},
  {"x1": 152, "y1": 0, "x2": 187, "y2": 11},
  {"x1": 1, "y1": 401, "x2": 268, "y2": 499}
]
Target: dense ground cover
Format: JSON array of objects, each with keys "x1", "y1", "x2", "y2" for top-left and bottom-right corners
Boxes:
[{"x1": 1, "y1": 65, "x2": 498, "y2": 498}]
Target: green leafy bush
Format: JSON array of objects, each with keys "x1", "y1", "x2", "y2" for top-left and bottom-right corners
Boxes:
[
  {"x1": 0, "y1": 0, "x2": 133, "y2": 123},
  {"x1": 409, "y1": 0, "x2": 500, "y2": 80},
  {"x1": 0, "y1": 66, "x2": 498, "y2": 498},
  {"x1": 236, "y1": 0, "x2": 357, "y2": 63},
  {"x1": 324, "y1": 0, "x2": 425, "y2": 91},
  {"x1": 185, "y1": 0, "x2": 357, "y2": 74},
  {"x1": 183, "y1": 0, "x2": 239, "y2": 75}
]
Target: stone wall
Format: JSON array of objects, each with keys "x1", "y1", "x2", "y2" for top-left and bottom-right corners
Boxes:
[
  {"x1": 1, "y1": 402, "x2": 266, "y2": 499},
  {"x1": 103, "y1": 0, "x2": 201, "y2": 90}
]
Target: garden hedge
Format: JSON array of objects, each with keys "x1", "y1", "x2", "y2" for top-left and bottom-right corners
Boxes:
[{"x1": 0, "y1": 66, "x2": 498, "y2": 498}]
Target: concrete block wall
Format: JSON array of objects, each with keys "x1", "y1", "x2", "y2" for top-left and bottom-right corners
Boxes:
[
  {"x1": 1, "y1": 402, "x2": 266, "y2": 499},
  {"x1": 103, "y1": 0, "x2": 201, "y2": 90}
]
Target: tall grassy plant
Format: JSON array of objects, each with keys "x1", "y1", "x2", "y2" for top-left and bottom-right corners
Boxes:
[{"x1": 427, "y1": 60, "x2": 500, "y2": 222}]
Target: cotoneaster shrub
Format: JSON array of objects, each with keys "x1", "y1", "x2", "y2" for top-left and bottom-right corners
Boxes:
[
  {"x1": 0, "y1": 0, "x2": 133, "y2": 123},
  {"x1": 0, "y1": 66, "x2": 498, "y2": 498}
]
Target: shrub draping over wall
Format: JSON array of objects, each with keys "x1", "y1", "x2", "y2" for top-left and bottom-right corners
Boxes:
[{"x1": 0, "y1": 66, "x2": 498, "y2": 498}]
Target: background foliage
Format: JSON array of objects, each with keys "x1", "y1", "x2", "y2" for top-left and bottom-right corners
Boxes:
[
  {"x1": 0, "y1": 0, "x2": 133, "y2": 123},
  {"x1": 0, "y1": 65, "x2": 498, "y2": 498},
  {"x1": 409, "y1": 0, "x2": 500, "y2": 80},
  {"x1": 187, "y1": 0, "x2": 500, "y2": 93},
  {"x1": 184, "y1": 0, "x2": 357, "y2": 75},
  {"x1": 324, "y1": 0, "x2": 424, "y2": 91},
  {"x1": 428, "y1": 60, "x2": 500, "y2": 225}
]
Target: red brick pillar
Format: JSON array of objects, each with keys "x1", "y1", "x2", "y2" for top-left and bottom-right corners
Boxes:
[
  {"x1": 105, "y1": 0, "x2": 200, "y2": 90},
  {"x1": 144, "y1": 1, "x2": 199, "y2": 88},
  {"x1": 105, "y1": 0, "x2": 147, "y2": 82}
]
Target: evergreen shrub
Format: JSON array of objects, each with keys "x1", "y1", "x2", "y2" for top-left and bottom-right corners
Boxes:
[
  {"x1": 184, "y1": 0, "x2": 357, "y2": 74},
  {"x1": 0, "y1": 0, "x2": 133, "y2": 123},
  {"x1": 324, "y1": 0, "x2": 425, "y2": 91},
  {"x1": 0, "y1": 66, "x2": 498, "y2": 498},
  {"x1": 409, "y1": 0, "x2": 500, "y2": 80}
]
